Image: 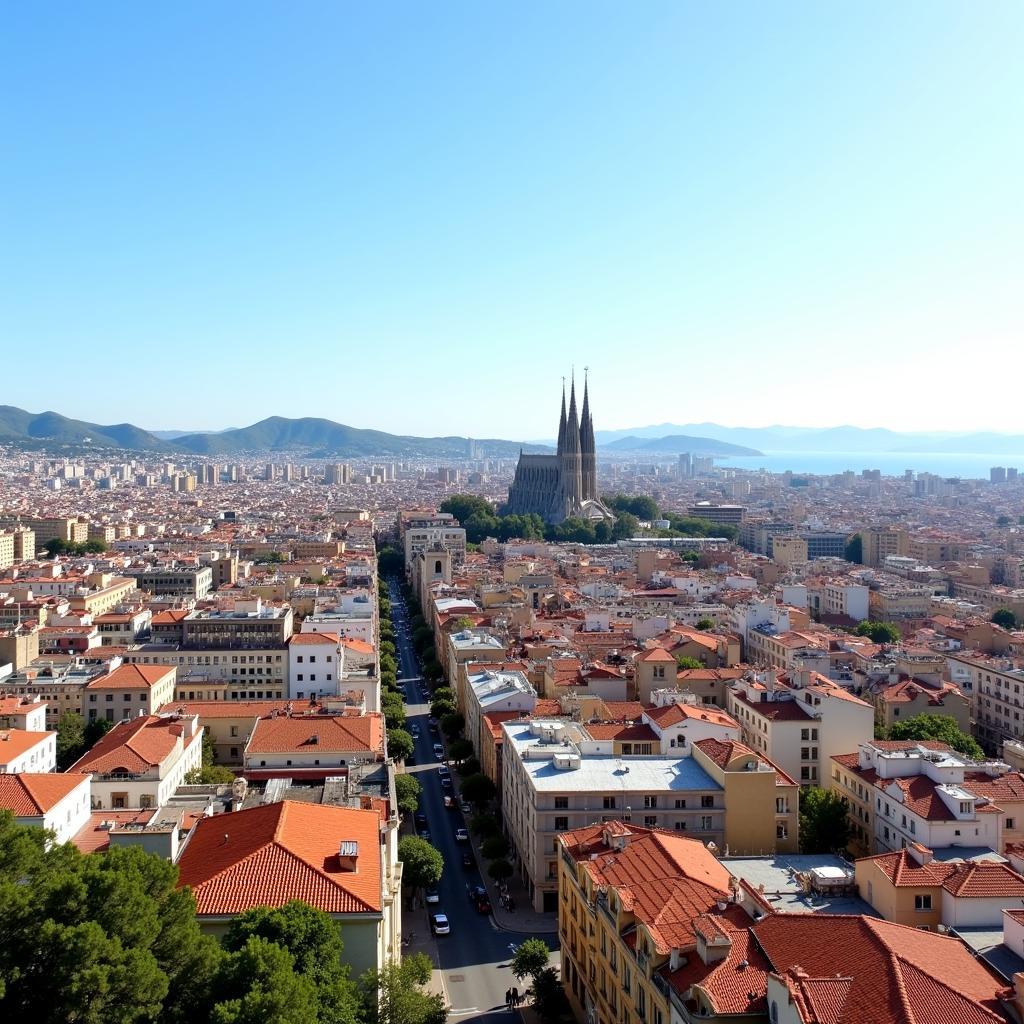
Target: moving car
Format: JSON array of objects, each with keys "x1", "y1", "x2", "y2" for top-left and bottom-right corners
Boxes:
[
  {"x1": 461, "y1": 851, "x2": 474, "y2": 869},
  {"x1": 455, "y1": 828, "x2": 468, "y2": 842},
  {"x1": 410, "y1": 724, "x2": 420, "y2": 738},
  {"x1": 441, "y1": 777, "x2": 453, "y2": 792},
  {"x1": 443, "y1": 795, "x2": 455, "y2": 809},
  {"x1": 467, "y1": 884, "x2": 487, "y2": 904},
  {"x1": 433, "y1": 742, "x2": 444, "y2": 759},
  {"x1": 431, "y1": 913, "x2": 450, "y2": 935},
  {"x1": 425, "y1": 887, "x2": 440, "y2": 904},
  {"x1": 414, "y1": 813, "x2": 428, "y2": 830},
  {"x1": 460, "y1": 800, "x2": 472, "y2": 815},
  {"x1": 437, "y1": 764, "x2": 450, "y2": 777}
]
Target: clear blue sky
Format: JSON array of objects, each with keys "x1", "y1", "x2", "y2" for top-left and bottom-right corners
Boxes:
[{"x1": 3, "y1": 2, "x2": 1021, "y2": 439}]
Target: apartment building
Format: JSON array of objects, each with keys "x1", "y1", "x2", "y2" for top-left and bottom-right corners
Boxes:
[
  {"x1": 125, "y1": 566, "x2": 213, "y2": 599},
  {"x1": 831, "y1": 739, "x2": 1021, "y2": 856},
  {"x1": 446, "y1": 630, "x2": 507, "y2": 708},
  {"x1": 94, "y1": 609, "x2": 152, "y2": 646},
  {"x1": 287, "y1": 631, "x2": 344, "y2": 700},
  {"x1": 83, "y1": 663, "x2": 176, "y2": 722},
  {"x1": 0, "y1": 773, "x2": 92, "y2": 844},
  {"x1": 859, "y1": 527, "x2": 908, "y2": 567},
  {"x1": 463, "y1": 668, "x2": 536, "y2": 758},
  {"x1": 869, "y1": 584, "x2": 933, "y2": 620},
  {"x1": 6, "y1": 660, "x2": 111, "y2": 728},
  {"x1": 502, "y1": 718, "x2": 731, "y2": 911},
  {"x1": 0, "y1": 531, "x2": 14, "y2": 571},
  {"x1": 182, "y1": 600, "x2": 293, "y2": 647},
  {"x1": 0, "y1": 728, "x2": 56, "y2": 773},
  {"x1": 124, "y1": 644, "x2": 288, "y2": 701},
  {"x1": 949, "y1": 651, "x2": 1024, "y2": 752},
  {"x1": 0, "y1": 694, "x2": 48, "y2": 731},
  {"x1": 728, "y1": 668, "x2": 874, "y2": 787},
  {"x1": 70, "y1": 712, "x2": 203, "y2": 810},
  {"x1": 745, "y1": 626, "x2": 830, "y2": 674},
  {"x1": 68, "y1": 575, "x2": 137, "y2": 617},
  {"x1": 243, "y1": 712, "x2": 385, "y2": 775},
  {"x1": 404, "y1": 525, "x2": 466, "y2": 572}
]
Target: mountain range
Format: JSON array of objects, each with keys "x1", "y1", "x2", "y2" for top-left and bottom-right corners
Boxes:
[
  {"x1": 0, "y1": 407, "x2": 546, "y2": 459},
  {"x1": 594, "y1": 422, "x2": 1024, "y2": 456},
  {"x1": 598, "y1": 434, "x2": 761, "y2": 456}
]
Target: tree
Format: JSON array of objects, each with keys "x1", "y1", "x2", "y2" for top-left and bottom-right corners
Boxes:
[
  {"x1": 413, "y1": 626, "x2": 433, "y2": 650},
  {"x1": 844, "y1": 534, "x2": 863, "y2": 564},
  {"x1": 510, "y1": 938, "x2": 550, "y2": 982},
  {"x1": 221, "y1": 902, "x2": 361, "y2": 1024},
  {"x1": 456, "y1": 756, "x2": 481, "y2": 778},
  {"x1": 695, "y1": 618, "x2": 715, "y2": 631},
  {"x1": 430, "y1": 699, "x2": 456, "y2": 720},
  {"x1": 382, "y1": 694, "x2": 407, "y2": 730},
  {"x1": 470, "y1": 814, "x2": 499, "y2": 839},
  {"x1": 532, "y1": 966, "x2": 568, "y2": 1023},
  {"x1": 674, "y1": 656, "x2": 703, "y2": 670},
  {"x1": 432, "y1": 687, "x2": 455, "y2": 704},
  {"x1": 447, "y1": 739, "x2": 473, "y2": 763},
  {"x1": 461, "y1": 773, "x2": 496, "y2": 807},
  {"x1": 398, "y1": 836, "x2": 444, "y2": 890},
  {"x1": 603, "y1": 494, "x2": 660, "y2": 521},
  {"x1": 387, "y1": 729, "x2": 415, "y2": 764},
  {"x1": 481, "y1": 835, "x2": 510, "y2": 860},
  {"x1": 56, "y1": 710, "x2": 86, "y2": 769},
  {"x1": 441, "y1": 713, "x2": 464, "y2": 739},
  {"x1": 798, "y1": 787, "x2": 851, "y2": 854},
  {"x1": 185, "y1": 730, "x2": 236, "y2": 784},
  {"x1": 887, "y1": 713, "x2": 985, "y2": 759},
  {"x1": 360, "y1": 952, "x2": 446, "y2": 1024},
  {"x1": 439, "y1": 494, "x2": 494, "y2": 524},
  {"x1": 394, "y1": 774, "x2": 422, "y2": 817},
  {"x1": 487, "y1": 858, "x2": 513, "y2": 882},
  {"x1": 210, "y1": 936, "x2": 318, "y2": 1024},
  {"x1": 84, "y1": 716, "x2": 113, "y2": 748},
  {"x1": 378, "y1": 548, "x2": 404, "y2": 575},
  {"x1": 992, "y1": 608, "x2": 1018, "y2": 630},
  {"x1": 853, "y1": 620, "x2": 901, "y2": 644},
  {"x1": 610, "y1": 512, "x2": 640, "y2": 541}
]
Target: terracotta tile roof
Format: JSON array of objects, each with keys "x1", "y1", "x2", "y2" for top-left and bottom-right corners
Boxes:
[
  {"x1": 87, "y1": 663, "x2": 174, "y2": 690},
  {"x1": 533, "y1": 699, "x2": 561, "y2": 716},
  {"x1": 72, "y1": 809, "x2": 156, "y2": 853},
  {"x1": 246, "y1": 713, "x2": 384, "y2": 755},
  {"x1": 676, "y1": 667, "x2": 746, "y2": 683},
  {"x1": 340, "y1": 638, "x2": 374, "y2": 654},
  {"x1": 71, "y1": 715, "x2": 197, "y2": 775},
  {"x1": 941, "y1": 861, "x2": 1024, "y2": 898},
  {"x1": 0, "y1": 772, "x2": 87, "y2": 815},
  {"x1": 288, "y1": 632, "x2": 341, "y2": 645},
  {"x1": 584, "y1": 723, "x2": 659, "y2": 743},
  {"x1": 561, "y1": 823, "x2": 731, "y2": 953},
  {"x1": 601, "y1": 700, "x2": 645, "y2": 719},
  {"x1": 637, "y1": 647, "x2": 676, "y2": 663},
  {"x1": 646, "y1": 702, "x2": 738, "y2": 730},
  {"x1": 168, "y1": 700, "x2": 292, "y2": 719},
  {"x1": 177, "y1": 800, "x2": 382, "y2": 915},
  {"x1": 151, "y1": 609, "x2": 189, "y2": 625},
  {"x1": 732, "y1": 692, "x2": 813, "y2": 722},
  {"x1": 0, "y1": 729, "x2": 52, "y2": 762},
  {"x1": 752, "y1": 914, "x2": 1007, "y2": 1024},
  {"x1": 0, "y1": 696, "x2": 47, "y2": 716},
  {"x1": 963, "y1": 770, "x2": 1024, "y2": 803}
]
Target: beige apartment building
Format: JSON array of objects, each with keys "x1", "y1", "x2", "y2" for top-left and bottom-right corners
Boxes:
[
  {"x1": 68, "y1": 574, "x2": 137, "y2": 617},
  {"x1": 869, "y1": 584, "x2": 933, "y2": 620},
  {"x1": 728, "y1": 667, "x2": 873, "y2": 787},
  {"x1": 84, "y1": 663, "x2": 177, "y2": 723},
  {"x1": 123, "y1": 644, "x2": 288, "y2": 701},
  {"x1": 859, "y1": 527, "x2": 908, "y2": 567},
  {"x1": 0, "y1": 531, "x2": 15, "y2": 571},
  {"x1": 948, "y1": 650, "x2": 1024, "y2": 752}
]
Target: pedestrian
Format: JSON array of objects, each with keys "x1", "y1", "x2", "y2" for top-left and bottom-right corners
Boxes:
[
  {"x1": 505, "y1": 989, "x2": 512, "y2": 1011},
  {"x1": 512, "y1": 987, "x2": 519, "y2": 1008}
]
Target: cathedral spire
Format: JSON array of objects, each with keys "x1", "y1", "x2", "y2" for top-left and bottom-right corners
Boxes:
[
  {"x1": 557, "y1": 378, "x2": 567, "y2": 454},
  {"x1": 566, "y1": 369, "x2": 580, "y2": 452}
]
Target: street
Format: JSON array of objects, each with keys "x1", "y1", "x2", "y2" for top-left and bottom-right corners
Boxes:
[{"x1": 387, "y1": 578, "x2": 559, "y2": 1024}]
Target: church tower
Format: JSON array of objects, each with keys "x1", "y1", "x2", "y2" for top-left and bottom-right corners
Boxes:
[
  {"x1": 580, "y1": 373, "x2": 596, "y2": 500},
  {"x1": 561, "y1": 373, "x2": 583, "y2": 517}
]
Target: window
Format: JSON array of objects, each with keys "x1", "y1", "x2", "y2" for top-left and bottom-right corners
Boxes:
[
  {"x1": 603, "y1": 796, "x2": 616, "y2": 809},
  {"x1": 914, "y1": 894, "x2": 932, "y2": 911},
  {"x1": 700, "y1": 816, "x2": 713, "y2": 830},
  {"x1": 776, "y1": 824, "x2": 787, "y2": 840},
  {"x1": 1008, "y1": 818, "x2": 1016, "y2": 830},
  {"x1": 230, "y1": 726, "x2": 239, "y2": 737},
  {"x1": 675, "y1": 798, "x2": 687, "y2": 809},
  {"x1": 701, "y1": 795, "x2": 714, "y2": 808},
  {"x1": 555, "y1": 817, "x2": 568, "y2": 831},
  {"x1": 297, "y1": 674, "x2": 303, "y2": 682},
  {"x1": 297, "y1": 656, "x2": 303, "y2": 663},
  {"x1": 776, "y1": 797, "x2": 788, "y2": 814},
  {"x1": 674, "y1": 822, "x2": 687, "y2": 832},
  {"x1": 644, "y1": 816, "x2": 657, "y2": 828},
  {"x1": 309, "y1": 655, "x2": 316, "y2": 663},
  {"x1": 643, "y1": 795, "x2": 657, "y2": 809},
  {"x1": 555, "y1": 796, "x2": 568, "y2": 809}
]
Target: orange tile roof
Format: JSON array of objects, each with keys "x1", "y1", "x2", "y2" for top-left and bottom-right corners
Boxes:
[
  {"x1": 87, "y1": 663, "x2": 174, "y2": 690},
  {"x1": 0, "y1": 729, "x2": 52, "y2": 762},
  {"x1": 645, "y1": 702, "x2": 738, "y2": 730},
  {"x1": 246, "y1": 713, "x2": 384, "y2": 755},
  {"x1": 289, "y1": 632, "x2": 341, "y2": 645},
  {"x1": 168, "y1": 699, "x2": 293, "y2": 719},
  {"x1": 0, "y1": 772, "x2": 87, "y2": 815},
  {"x1": 151, "y1": 609, "x2": 189, "y2": 625},
  {"x1": 0, "y1": 695, "x2": 47, "y2": 716},
  {"x1": 177, "y1": 800, "x2": 382, "y2": 915},
  {"x1": 71, "y1": 715, "x2": 198, "y2": 774},
  {"x1": 941, "y1": 861, "x2": 1024, "y2": 898},
  {"x1": 72, "y1": 809, "x2": 156, "y2": 853},
  {"x1": 752, "y1": 914, "x2": 1007, "y2": 1024}
]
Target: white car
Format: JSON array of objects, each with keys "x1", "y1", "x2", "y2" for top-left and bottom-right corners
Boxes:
[
  {"x1": 431, "y1": 913, "x2": 450, "y2": 935},
  {"x1": 455, "y1": 828, "x2": 469, "y2": 842},
  {"x1": 425, "y1": 886, "x2": 440, "y2": 904}
]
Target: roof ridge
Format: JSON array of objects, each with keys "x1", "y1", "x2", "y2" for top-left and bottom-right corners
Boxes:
[{"x1": 267, "y1": 837, "x2": 376, "y2": 913}]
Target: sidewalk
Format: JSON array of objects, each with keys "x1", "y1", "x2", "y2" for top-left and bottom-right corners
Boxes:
[{"x1": 403, "y1": 902, "x2": 450, "y2": 1009}]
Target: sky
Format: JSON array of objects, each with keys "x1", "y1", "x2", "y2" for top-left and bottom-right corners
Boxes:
[{"x1": 2, "y1": 2, "x2": 1022, "y2": 440}]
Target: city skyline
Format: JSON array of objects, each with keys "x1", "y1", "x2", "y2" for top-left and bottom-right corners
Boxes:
[{"x1": 3, "y1": 3, "x2": 1022, "y2": 437}]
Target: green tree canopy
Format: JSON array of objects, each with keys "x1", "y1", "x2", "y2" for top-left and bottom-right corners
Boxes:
[
  {"x1": 394, "y1": 774, "x2": 422, "y2": 816},
  {"x1": 387, "y1": 728, "x2": 415, "y2": 764},
  {"x1": 461, "y1": 773, "x2": 497, "y2": 807},
  {"x1": 439, "y1": 494, "x2": 495, "y2": 525},
  {"x1": 510, "y1": 938, "x2": 550, "y2": 981},
  {"x1": 398, "y1": 836, "x2": 444, "y2": 890},
  {"x1": 886, "y1": 713, "x2": 984, "y2": 758},
  {"x1": 531, "y1": 966, "x2": 568, "y2": 1024},
  {"x1": 674, "y1": 656, "x2": 703, "y2": 670},
  {"x1": 210, "y1": 935, "x2": 318, "y2": 1024},
  {"x1": 447, "y1": 739, "x2": 474, "y2": 763},
  {"x1": 695, "y1": 618, "x2": 715, "y2": 631},
  {"x1": 470, "y1": 814, "x2": 499, "y2": 839},
  {"x1": 441, "y1": 713, "x2": 464, "y2": 739},
  {"x1": 844, "y1": 534, "x2": 863, "y2": 564},
  {"x1": 992, "y1": 608, "x2": 1018, "y2": 630},
  {"x1": 603, "y1": 494, "x2": 660, "y2": 520},
  {"x1": 480, "y1": 835, "x2": 510, "y2": 860},
  {"x1": 361, "y1": 952, "x2": 447, "y2": 1024},
  {"x1": 487, "y1": 858, "x2": 513, "y2": 882},
  {"x1": 853, "y1": 620, "x2": 901, "y2": 644},
  {"x1": 798, "y1": 787, "x2": 851, "y2": 855},
  {"x1": 56, "y1": 710, "x2": 86, "y2": 769}
]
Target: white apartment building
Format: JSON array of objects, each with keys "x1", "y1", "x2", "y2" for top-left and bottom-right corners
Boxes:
[
  {"x1": 0, "y1": 773, "x2": 92, "y2": 844},
  {"x1": 502, "y1": 719, "x2": 726, "y2": 912},
  {"x1": 70, "y1": 713, "x2": 203, "y2": 810},
  {"x1": 0, "y1": 694, "x2": 49, "y2": 732},
  {"x1": 781, "y1": 580, "x2": 870, "y2": 623},
  {"x1": 287, "y1": 632, "x2": 345, "y2": 700},
  {"x1": 947, "y1": 651, "x2": 1024, "y2": 752},
  {"x1": 404, "y1": 526, "x2": 467, "y2": 572},
  {"x1": 729, "y1": 667, "x2": 873, "y2": 786},
  {"x1": 464, "y1": 668, "x2": 536, "y2": 758},
  {"x1": 0, "y1": 728, "x2": 57, "y2": 773}
]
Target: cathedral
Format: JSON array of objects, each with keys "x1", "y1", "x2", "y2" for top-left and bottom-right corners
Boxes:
[{"x1": 506, "y1": 374, "x2": 615, "y2": 525}]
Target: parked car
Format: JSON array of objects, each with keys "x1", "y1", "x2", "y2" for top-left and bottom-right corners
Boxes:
[
  {"x1": 455, "y1": 828, "x2": 469, "y2": 842},
  {"x1": 430, "y1": 913, "x2": 450, "y2": 936},
  {"x1": 467, "y1": 884, "x2": 487, "y2": 904},
  {"x1": 437, "y1": 764, "x2": 450, "y2": 777},
  {"x1": 433, "y1": 743, "x2": 444, "y2": 759},
  {"x1": 474, "y1": 892, "x2": 492, "y2": 915},
  {"x1": 425, "y1": 887, "x2": 440, "y2": 904},
  {"x1": 460, "y1": 800, "x2": 472, "y2": 814},
  {"x1": 414, "y1": 813, "x2": 428, "y2": 830},
  {"x1": 410, "y1": 724, "x2": 420, "y2": 738},
  {"x1": 443, "y1": 795, "x2": 455, "y2": 810},
  {"x1": 461, "y1": 851, "x2": 474, "y2": 869},
  {"x1": 418, "y1": 829, "x2": 431, "y2": 842},
  {"x1": 441, "y1": 777, "x2": 453, "y2": 792}
]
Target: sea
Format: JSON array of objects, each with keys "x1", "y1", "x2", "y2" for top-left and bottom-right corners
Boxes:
[{"x1": 714, "y1": 451, "x2": 1024, "y2": 480}]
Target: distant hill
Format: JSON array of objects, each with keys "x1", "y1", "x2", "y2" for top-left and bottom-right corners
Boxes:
[
  {"x1": 0, "y1": 406, "x2": 167, "y2": 450},
  {"x1": 600, "y1": 434, "x2": 761, "y2": 456},
  {"x1": 594, "y1": 421, "x2": 1024, "y2": 455},
  {"x1": 172, "y1": 416, "x2": 548, "y2": 458},
  {"x1": 0, "y1": 407, "x2": 547, "y2": 458}
]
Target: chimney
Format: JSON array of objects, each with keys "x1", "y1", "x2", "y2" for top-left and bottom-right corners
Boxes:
[
  {"x1": 338, "y1": 839, "x2": 359, "y2": 871},
  {"x1": 907, "y1": 842, "x2": 933, "y2": 866}
]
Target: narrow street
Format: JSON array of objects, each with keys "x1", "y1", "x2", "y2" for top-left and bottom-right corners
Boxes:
[{"x1": 387, "y1": 578, "x2": 559, "y2": 1024}]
